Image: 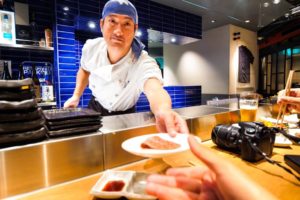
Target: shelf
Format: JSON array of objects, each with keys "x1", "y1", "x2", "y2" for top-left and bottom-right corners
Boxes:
[
  {"x1": 0, "y1": 43, "x2": 54, "y2": 51},
  {"x1": 38, "y1": 101, "x2": 57, "y2": 107}
]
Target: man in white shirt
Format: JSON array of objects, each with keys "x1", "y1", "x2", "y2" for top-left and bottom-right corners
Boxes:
[{"x1": 64, "y1": 0, "x2": 189, "y2": 135}]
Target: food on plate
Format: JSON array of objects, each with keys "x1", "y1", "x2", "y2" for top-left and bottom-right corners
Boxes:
[
  {"x1": 102, "y1": 180, "x2": 125, "y2": 192},
  {"x1": 141, "y1": 136, "x2": 180, "y2": 150}
]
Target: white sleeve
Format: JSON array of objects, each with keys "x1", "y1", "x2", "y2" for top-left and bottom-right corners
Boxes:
[
  {"x1": 80, "y1": 39, "x2": 92, "y2": 72},
  {"x1": 137, "y1": 53, "x2": 163, "y2": 92}
]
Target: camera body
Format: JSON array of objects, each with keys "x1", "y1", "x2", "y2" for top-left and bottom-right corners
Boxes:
[{"x1": 212, "y1": 122, "x2": 276, "y2": 162}]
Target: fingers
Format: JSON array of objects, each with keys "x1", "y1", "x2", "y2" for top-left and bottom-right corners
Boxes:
[
  {"x1": 166, "y1": 166, "x2": 209, "y2": 180},
  {"x1": 147, "y1": 174, "x2": 202, "y2": 193},
  {"x1": 175, "y1": 113, "x2": 190, "y2": 133},
  {"x1": 280, "y1": 96, "x2": 300, "y2": 104},
  {"x1": 146, "y1": 182, "x2": 199, "y2": 200},
  {"x1": 156, "y1": 112, "x2": 178, "y2": 136},
  {"x1": 188, "y1": 135, "x2": 229, "y2": 176}
]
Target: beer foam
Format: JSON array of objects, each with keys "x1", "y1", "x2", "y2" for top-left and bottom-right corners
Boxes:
[{"x1": 240, "y1": 105, "x2": 257, "y2": 110}]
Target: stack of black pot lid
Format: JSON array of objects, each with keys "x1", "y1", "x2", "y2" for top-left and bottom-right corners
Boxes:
[
  {"x1": 0, "y1": 79, "x2": 47, "y2": 148},
  {"x1": 42, "y1": 108, "x2": 102, "y2": 137}
]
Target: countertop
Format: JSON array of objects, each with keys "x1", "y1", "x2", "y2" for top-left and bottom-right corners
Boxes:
[{"x1": 13, "y1": 140, "x2": 300, "y2": 200}]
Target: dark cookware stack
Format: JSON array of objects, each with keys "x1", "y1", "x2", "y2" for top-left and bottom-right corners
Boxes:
[
  {"x1": 42, "y1": 108, "x2": 102, "y2": 137},
  {"x1": 0, "y1": 78, "x2": 47, "y2": 148}
]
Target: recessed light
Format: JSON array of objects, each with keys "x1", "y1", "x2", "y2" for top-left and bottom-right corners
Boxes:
[
  {"x1": 258, "y1": 36, "x2": 264, "y2": 40},
  {"x1": 136, "y1": 30, "x2": 142, "y2": 37},
  {"x1": 63, "y1": 6, "x2": 69, "y2": 11},
  {"x1": 211, "y1": 19, "x2": 216, "y2": 23},
  {"x1": 273, "y1": 0, "x2": 281, "y2": 4},
  {"x1": 88, "y1": 21, "x2": 96, "y2": 29},
  {"x1": 245, "y1": 20, "x2": 250, "y2": 23},
  {"x1": 263, "y1": 2, "x2": 269, "y2": 7},
  {"x1": 171, "y1": 37, "x2": 176, "y2": 43}
]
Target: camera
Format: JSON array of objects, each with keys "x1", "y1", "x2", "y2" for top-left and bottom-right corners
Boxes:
[{"x1": 211, "y1": 122, "x2": 276, "y2": 162}]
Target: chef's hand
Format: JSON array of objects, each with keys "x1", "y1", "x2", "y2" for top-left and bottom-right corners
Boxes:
[
  {"x1": 277, "y1": 88, "x2": 300, "y2": 113},
  {"x1": 146, "y1": 135, "x2": 277, "y2": 200},
  {"x1": 63, "y1": 95, "x2": 80, "y2": 108},
  {"x1": 155, "y1": 109, "x2": 189, "y2": 136}
]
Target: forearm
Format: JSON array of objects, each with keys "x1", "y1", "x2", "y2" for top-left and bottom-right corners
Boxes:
[
  {"x1": 146, "y1": 87, "x2": 172, "y2": 115},
  {"x1": 73, "y1": 68, "x2": 90, "y2": 98}
]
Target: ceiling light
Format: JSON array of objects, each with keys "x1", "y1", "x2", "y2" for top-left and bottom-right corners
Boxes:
[
  {"x1": 88, "y1": 21, "x2": 96, "y2": 29},
  {"x1": 273, "y1": 0, "x2": 281, "y2": 4},
  {"x1": 63, "y1": 6, "x2": 69, "y2": 11},
  {"x1": 245, "y1": 20, "x2": 250, "y2": 23},
  {"x1": 263, "y1": 2, "x2": 269, "y2": 7},
  {"x1": 258, "y1": 36, "x2": 264, "y2": 40},
  {"x1": 211, "y1": 20, "x2": 216, "y2": 23},
  {"x1": 136, "y1": 30, "x2": 142, "y2": 37},
  {"x1": 171, "y1": 37, "x2": 176, "y2": 43}
]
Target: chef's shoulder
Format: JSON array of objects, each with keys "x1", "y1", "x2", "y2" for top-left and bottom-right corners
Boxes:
[{"x1": 82, "y1": 37, "x2": 106, "y2": 53}]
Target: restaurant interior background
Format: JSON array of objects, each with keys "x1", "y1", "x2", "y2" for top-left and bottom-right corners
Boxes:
[{"x1": 0, "y1": 0, "x2": 300, "y2": 110}]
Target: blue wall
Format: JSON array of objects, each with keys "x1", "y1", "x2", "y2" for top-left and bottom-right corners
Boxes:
[{"x1": 136, "y1": 86, "x2": 201, "y2": 112}]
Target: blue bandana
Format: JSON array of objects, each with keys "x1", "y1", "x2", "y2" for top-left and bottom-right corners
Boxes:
[{"x1": 102, "y1": 0, "x2": 145, "y2": 60}]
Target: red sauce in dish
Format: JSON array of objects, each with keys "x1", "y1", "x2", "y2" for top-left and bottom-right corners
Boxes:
[{"x1": 102, "y1": 180, "x2": 125, "y2": 192}]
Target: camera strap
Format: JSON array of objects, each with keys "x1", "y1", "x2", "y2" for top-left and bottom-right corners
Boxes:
[{"x1": 246, "y1": 139, "x2": 300, "y2": 182}]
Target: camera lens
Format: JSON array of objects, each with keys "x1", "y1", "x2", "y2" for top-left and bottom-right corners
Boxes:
[{"x1": 211, "y1": 124, "x2": 241, "y2": 150}]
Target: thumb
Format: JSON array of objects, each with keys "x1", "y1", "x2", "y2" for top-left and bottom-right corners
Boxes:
[{"x1": 188, "y1": 135, "x2": 228, "y2": 175}]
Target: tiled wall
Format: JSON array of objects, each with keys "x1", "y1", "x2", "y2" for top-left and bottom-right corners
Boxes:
[
  {"x1": 136, "y1": 86, "x2": 202, "y2": 112},
  {"x1": 54, "y1": 0, "x2": 202, "y2": 108}
]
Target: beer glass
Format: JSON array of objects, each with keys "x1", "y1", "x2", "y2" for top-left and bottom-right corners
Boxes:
[{"x1": 239, "y1": 92, "x2": 259, "y2": 122}]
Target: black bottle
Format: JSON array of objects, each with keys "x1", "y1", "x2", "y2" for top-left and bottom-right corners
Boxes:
[
  {"x1": 18, "y1": 64, "x2": 25, "y2": 80},
  {"x1": 32, "y1": 63, "x2": 41, "y2": 101},
  {"x1": 3, "y1": 61, "x2": 12, "y2": 80}
]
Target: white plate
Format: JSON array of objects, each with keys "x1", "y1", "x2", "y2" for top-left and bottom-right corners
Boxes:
[
  {"x1": 122, "y1": 133, "x2": 199, "y2": 158},
  {"x1": 275, "y1": 134, "x2": 292, "y2": 147}
]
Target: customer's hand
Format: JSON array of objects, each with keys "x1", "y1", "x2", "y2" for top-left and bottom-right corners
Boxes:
[
  {"x1": 277, "y1": 88, "x2": 300, "y2": 113},
  {"x1": 155, "y1": 109, "x2": 189, "y2": 136},
  {"x1": 146, "y1": 135, "x2": 277, "y2": 200},
  {"x1": 63, "y1": 95, "x2": 80, "y2": 108}
]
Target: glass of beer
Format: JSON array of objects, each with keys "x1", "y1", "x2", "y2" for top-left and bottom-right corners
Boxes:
[{"x1": 239, "y1": 92, "x2": 259, "y2": 122}]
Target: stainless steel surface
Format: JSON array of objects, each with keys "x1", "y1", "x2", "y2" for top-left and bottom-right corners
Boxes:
[
  {"x1": 175, "y1": 105, "x2": 238, "y2": 118},
  {"x1": 0, "y1": 105, "x2": 240, "y2": 199},
  {"x1": 103, "y1": 125, "x2": 157, "y2": 169},
  {"x1": 100, "y1": 112, "x2": 156, "y2": 133},
  {"x1": 0, "y1": 132, "x2": 104, "y2": 199},
  {"x1": 189, "y1": 110, "x2": 240, "y2": 141}
]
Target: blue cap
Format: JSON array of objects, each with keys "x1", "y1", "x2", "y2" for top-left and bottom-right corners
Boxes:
[{"x1": 102, "y1": 0, "x2": 138, "y2": 24}]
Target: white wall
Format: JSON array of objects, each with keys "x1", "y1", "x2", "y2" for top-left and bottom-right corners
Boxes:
[
  {"x1": 164, "y1": 25, "x2": 230, "y2": 94},
  {"x1": 163, "y1": 24, "x2": 258, "y2": 95},
  {"x1": 229, "y1": 25, "x2": 258, "y2": 94}
]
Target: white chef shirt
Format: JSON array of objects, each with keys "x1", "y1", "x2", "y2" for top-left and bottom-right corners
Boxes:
[{"x1": 81, "y1": 37, "x2": 163, "y2": 112}]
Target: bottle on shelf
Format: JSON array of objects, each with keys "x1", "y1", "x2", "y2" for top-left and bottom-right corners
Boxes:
[
  {"x1": 32, "y1": 63, "x2": 41, "y2": 101},
  {"x1": 41, "y1": 62, "x2": 54, "y2": 102},
  {"x1": 1, "y1": 14, "x2": 13, "y2": 43},
  {"x1": 18, "y1": 63, "x2": 25, "y2": 80},
  {"x1": 2, "y1": 61, "x2": 12, "y2": 80}
]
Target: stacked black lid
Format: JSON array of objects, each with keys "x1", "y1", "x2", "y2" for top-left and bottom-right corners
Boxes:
[
  {"x1": 42, "y1": 108, "x2": 102, "y2": 137},
  {"x1": 0, "y1": 78, "x2": 47, "y2": 148}
]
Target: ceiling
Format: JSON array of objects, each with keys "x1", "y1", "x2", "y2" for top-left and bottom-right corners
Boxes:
[{"x1": 150, "y1": 0, "x2": 295, "y2": 31}]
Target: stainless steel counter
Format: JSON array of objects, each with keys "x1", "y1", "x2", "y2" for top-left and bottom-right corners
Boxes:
[{"x1": 0, "y1": 105, "x2": 240, "y2": 199}]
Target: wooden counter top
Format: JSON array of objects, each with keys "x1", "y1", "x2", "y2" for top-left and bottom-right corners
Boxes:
[{"x1": 15, "y1": 141, "x2": 300, "y2": 200}]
